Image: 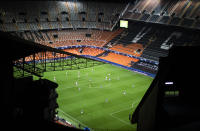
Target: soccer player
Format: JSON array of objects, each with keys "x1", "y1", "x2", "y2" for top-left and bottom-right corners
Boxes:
[
  {"x1": 75, "y1": 81, "x2": 78, "y2": 86},
  {"x1": 108, "y1": 74, "x2": 111, "y2": 80},
  {"x1": 123, "y1": 90, "x2": 127, "y2": 95},
  {"x1": 105, "y1": 76, "x2": 108, "y2": 81},
  {"x1": 81, "y1": 109, "x2": 84, "y2": 115},
  {"x1": 105, "y1": 98, "x2": 108, "y2": 103},
  {"x1": 54, "y1": 76, "x2": 56, "y2": 81}
]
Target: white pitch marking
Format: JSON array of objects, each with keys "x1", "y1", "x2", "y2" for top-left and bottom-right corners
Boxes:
[{"x1": 57, "y1": 108, "x2": 88, "y2": 128}]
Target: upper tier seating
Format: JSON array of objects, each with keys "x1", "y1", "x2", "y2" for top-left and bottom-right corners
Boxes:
[
  {"x1": 123, "y1": 0, "x2": 200, "y2": 29},
  {"x1": 0, "y1": 1, "x2": 127, "y2": 32},
  {"x1": 12, "y1": 29, "x2": 123, "y2": 48}
]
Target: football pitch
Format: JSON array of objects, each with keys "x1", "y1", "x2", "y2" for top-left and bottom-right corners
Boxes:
[{"x1": 39, "y1": 63, "x2": 153, "y2": 131}]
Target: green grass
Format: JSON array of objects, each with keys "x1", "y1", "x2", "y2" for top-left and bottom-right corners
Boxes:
[{"x1": 38, "y1": 64, "x2": 153, "y2": 131}]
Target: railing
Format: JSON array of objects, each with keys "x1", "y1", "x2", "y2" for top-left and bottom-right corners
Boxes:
[{"x1": 14, "y1": 61, "x2": 44, "y2": 77}]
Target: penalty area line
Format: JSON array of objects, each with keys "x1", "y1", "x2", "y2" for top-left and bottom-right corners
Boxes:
[
  {"x1": 110, "y1": 107, "x2": 132, "y2": 116},
  {"x1": 57, "y1": 108, "x2": 88, "y2": 128},
  {"x1": 109, "y1": 101, "x2": 139, "y2": 127},
  {"x1": 110, "y1": 100, "x2": 139, "y2": 116},
  {"x1": 109, "y1": 114, "x2": 133, "y2": 127}
]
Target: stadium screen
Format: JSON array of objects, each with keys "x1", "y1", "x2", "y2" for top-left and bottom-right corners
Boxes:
[{"x1": 120, "y1": 20, "x2": 128, "y2": 28}]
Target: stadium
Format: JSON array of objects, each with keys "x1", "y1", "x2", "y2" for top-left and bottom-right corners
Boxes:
[{"x1": 1, "y1": 0, "x2": 200, "y2": 131}]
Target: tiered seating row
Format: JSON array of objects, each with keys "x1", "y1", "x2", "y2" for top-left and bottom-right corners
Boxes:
[
  {"x1": 109, "y1": 43, "x2": 143, "y2": 57},
  {"x1": 131, "y1": 60, "x2": 158, "y2": 74},
  {"x1": 80, "y1": 47, "x2": 105, "y2": 56},
  {"x1": 56, "y1": 46, "x2": 139, "y2": 68},
  {"x1": 63, "y1": 47, "x2": 104, "y2": 57},
  {"x1": 99, "y1": 52, "x2": 139, "y2": 67},
  {"x1": 12, "y1": 29, "x2": 123, "y2": 48}
]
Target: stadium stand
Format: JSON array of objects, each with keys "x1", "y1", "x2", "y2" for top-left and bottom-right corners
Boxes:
[
  {"x1": 1, "y1": 0, "x2": 200, "y2": 78},
  {"x1": 2, "y1": 0, "x2": 200, "y2": 130},
  {"x1": 0, "y1": 1, "x2": 127, "y2": 31},
  {"x1": 10, "y1": 29, "x2": 123, "y2": 48},
  {"x1": 80, "y1": 47, "x2": 105, "y2": 56},
  {"x1": 63, "y1": 48, "x2": 81, "y2": 55},
  {"x1": 109, "y1": 43, "x2": 143, "y2": 57},
  {"x1": 7, "y1": 19, "x2": 200, "y2": 77},
  {"x1": 131, "y1": 60, "x2": 158, "y2": 74},
  {"x1": 99, "y1": 52, "x2": 138, "y2": 67},
  {"x1": 63, "y1": 47, "x2": 105, "y2": 56}
]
